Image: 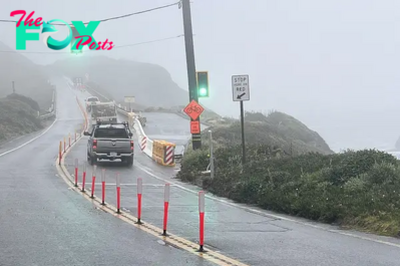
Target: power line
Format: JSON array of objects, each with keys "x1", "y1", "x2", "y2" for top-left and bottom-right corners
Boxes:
[
  {"x1": 114, "y1": 35, "x2": 183, "y2": 48},
  {"x1": 0, "y1": 2, "x2": 179, "y2": 25},
  {"x1": 0, "y1": 35, "x2": 184, "y2": 54}
]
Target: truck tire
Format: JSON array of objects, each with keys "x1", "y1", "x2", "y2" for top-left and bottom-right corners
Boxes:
[
  {"x1": 88, "y1": 154, "x2": 96, "y2": 165},
  {"x1": 126, "y1": 156, "x2": 133, "y2": 167}
]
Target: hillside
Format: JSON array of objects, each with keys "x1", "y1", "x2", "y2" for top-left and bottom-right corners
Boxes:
[
  {"x1": 0, "y1": 93, "x2": 44, "y2": 141},
  {"x1": 177, "y1": 112, "x2": 400, "y2": 237},
  {"x1": 394, "y1": 136, "x2": 400, "y2": 150},
  {"x1": 48, "y1": 56, "x2": 188, "y2": 108},
  {"x1": 194, "y1": 111, "x2": 333, "y2": 155},
  {"x1": 0, "y1": 42, "x2": 53, "y2": 110}
]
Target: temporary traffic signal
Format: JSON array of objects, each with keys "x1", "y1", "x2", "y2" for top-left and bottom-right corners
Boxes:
[{"x1": 196, "y1": 71, "x2": 209, "y2": 98}]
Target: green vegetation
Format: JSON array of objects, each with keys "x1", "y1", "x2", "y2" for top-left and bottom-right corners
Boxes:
[
  {"x1": 0, "y1": 93, "x2": 44, "y2": 141},
  {"x1": 178, "y1": 111, "x2": 400, "y2": 237},
  {"x1": 187, "y1": 111, "x2": 333, "y2": 155}
]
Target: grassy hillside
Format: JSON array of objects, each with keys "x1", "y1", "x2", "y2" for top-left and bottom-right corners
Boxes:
[
  {"x1": 0, "y1": 93, "x2": 44, "y2": 141},
  {"x1": 188, "y1": 111, "x2": 333, "y2": 155},
  {"x1": 0, "y1": 42, "x2": 53, "y2": 110}
]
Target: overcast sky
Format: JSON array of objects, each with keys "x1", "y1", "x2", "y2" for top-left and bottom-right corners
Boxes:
[{"x1": 1, "y1": 0, "x2": 399, "y2": 151}]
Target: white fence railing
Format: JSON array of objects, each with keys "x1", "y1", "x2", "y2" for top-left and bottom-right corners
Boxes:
[{"x1": 39, "y1": 89, "x2": 56, "y2": 120}]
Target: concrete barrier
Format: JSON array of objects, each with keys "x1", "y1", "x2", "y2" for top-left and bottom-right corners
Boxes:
[{"x1": 131, "y1": 115, "x2": 153, "y2": 159}]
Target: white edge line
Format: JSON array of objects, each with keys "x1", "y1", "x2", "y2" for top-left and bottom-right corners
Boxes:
[
  {"x1": 135, "y1": 162, "x2": 400, "y2": 249},
  {"x1": 0, "y1": 78, "x2": 78, "y2": 158},
  {"x1": 0, "y1": 118, "x2": 58, "y2": 158}
]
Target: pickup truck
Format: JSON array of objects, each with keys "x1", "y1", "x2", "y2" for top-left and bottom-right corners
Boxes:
[
  {"x1": 84, "y1": 122, "x2": 134, "y2": 167},
  {"x1": 85, "y1": 96, "x2": 100, "y2": 112},
  {"x1": 90, "y1": 101, "x2": 117, "y2": 125}
]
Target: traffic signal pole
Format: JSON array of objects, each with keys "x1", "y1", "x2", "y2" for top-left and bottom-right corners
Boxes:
[{"x1": 181, "y1": 0, "x2": 202, "y2": 150}]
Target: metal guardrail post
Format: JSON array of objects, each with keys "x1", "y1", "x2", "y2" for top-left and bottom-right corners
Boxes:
[{"x1": 209, "y1": 130, "x2": 214, "y2": 179}]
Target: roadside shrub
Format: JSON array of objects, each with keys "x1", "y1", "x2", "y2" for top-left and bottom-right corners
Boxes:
[
  {"x1": 177, "y1": 145, "x2": 400, "y2": 236},
  {"x1": 176, "y1": 148, "x2": 209, "y2": 183},
  {"x1": 7, "y1": 93, "x2": 40, "y2": 112}
]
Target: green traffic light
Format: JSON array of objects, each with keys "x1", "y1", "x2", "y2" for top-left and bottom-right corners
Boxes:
[
  {"x1": 196, "y1": 71, "x2": 209, "y2": 98},
  {"x1": 199, "y1": 87, "x2": 207, "y2": 96}
]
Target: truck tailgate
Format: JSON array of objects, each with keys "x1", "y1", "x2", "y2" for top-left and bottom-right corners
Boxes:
[{"x1": 96, "y1": 138, "x2": 132, "y2": 153}]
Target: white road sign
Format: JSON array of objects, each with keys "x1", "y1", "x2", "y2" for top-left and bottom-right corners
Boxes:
[
  {"x1": 232, "y1": 74, "x2": 250, "y2": 102},
  {"x1": 124, "y1": 96, "x2": 135, "y2": 103}
]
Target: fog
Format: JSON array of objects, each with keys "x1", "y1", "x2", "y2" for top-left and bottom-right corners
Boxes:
[{"x1": 0, "y1": 0, "x2": 399, "y2": 152}]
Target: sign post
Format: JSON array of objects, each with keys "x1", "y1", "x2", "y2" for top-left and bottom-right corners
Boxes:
[
  {"x1": 124, "y1": 96, "x2": 135, "y2": 112},
  {"x1": 232, "y1": 74, "x2": 250, "y2": 165}
]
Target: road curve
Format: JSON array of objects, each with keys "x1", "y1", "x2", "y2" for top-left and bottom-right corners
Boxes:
[
  {"x1": 0, "y1": 77, "x2": 215, "y2": 266},
  {"x1": 65, "y1": 106, "x2": 400, "y2": 265}
]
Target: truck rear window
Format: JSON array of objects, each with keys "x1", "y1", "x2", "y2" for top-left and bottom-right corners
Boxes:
[{"x1": 94, "y1": 128, "x2": 128, "y2": 138}]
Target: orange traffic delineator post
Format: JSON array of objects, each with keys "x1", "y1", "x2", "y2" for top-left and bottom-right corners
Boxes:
[
  {"x1": 135, "y1": 178, "x2": 143, "y2": 225},
  {"x1": 162, "y1": 183, "x2": 170, "y2": 236},
  {"x1": 74, "y1": 158, "x2": 78, "y2": 187},
  {"x1": 59, "y1": 141, "x2": 62, "y2": 165},
  {"x1": 116, "y1": 173, "x2": 121, "y2": 214},
  {"x1": 91, "y1": 165, "x2": 96, "y2": 198},
  {"x1": 101, "y1": 169, "x2": 106, "y2": 205},
  {"x1": 81, "y1": 163, "x2": 86, "y2": 192},
  {"x1": 198, "y1": 191, "x2": 205, "y2": 252}
]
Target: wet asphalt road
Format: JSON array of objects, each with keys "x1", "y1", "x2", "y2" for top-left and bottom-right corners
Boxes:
[
  {"x1": 0, "y1": 78, "x2": 216, "y2": 266},
  {"x1": 64, "y1": 99, "x2": 400, "y2": 265}
]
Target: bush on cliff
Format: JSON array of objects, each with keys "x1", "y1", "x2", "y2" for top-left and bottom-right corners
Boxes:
[
  {"x1": 177, "y1": 110, "x2": 400, "y2": 236},
  {"x1": 186, "y1": 111, "x2": 333, "y2": 156},
  {"x1": 0, "y1": 93, "x2": 43, "y2": 141}
]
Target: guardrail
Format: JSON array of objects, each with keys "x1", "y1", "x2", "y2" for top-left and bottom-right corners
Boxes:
[
  {"x1": 82, "y1": 82, "x2": 177, "y2": 167},
  {"x1": 39, "y1": 89, "x2": 56, "y2": 120}
]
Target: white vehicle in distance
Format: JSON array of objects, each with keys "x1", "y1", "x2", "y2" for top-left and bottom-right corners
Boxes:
[{"x1": 85, "y1": 96, "x2": 100, "y2": 112}]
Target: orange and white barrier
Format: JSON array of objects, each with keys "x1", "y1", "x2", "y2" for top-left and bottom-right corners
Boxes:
[
  {"x1": 152, "y1": 140, "x2": 176, "y2": 167},
  {"x1": 140, "y1": 136, "x2": 147, "y2": 151},
  {"x1": 165, "y1": 145, "x2": 175, "y2": 165}
]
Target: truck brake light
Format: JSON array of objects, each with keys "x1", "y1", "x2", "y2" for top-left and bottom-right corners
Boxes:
[
  {"x1": 130, "y1": 140, "x2": 134, "y2": 150},
  {"x1": 93, "y1": 139, "x2": 97, "y2": 149}
]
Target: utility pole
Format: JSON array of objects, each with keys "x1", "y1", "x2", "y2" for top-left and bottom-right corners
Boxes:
[
  {"x1": 181, "y1": 0, "x2": 202, "y2": 150},
  {"x1": 12, "y1": 81, "x2": 15, "y2": 93}
]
